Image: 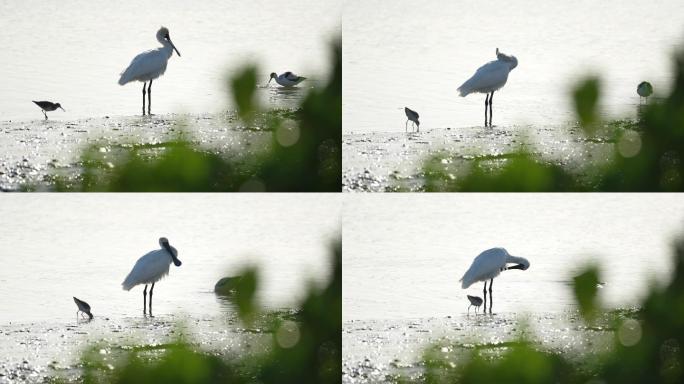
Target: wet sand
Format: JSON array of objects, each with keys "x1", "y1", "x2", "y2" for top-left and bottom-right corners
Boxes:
[
  {"x1": 0, "y1": 310, "x2": 285, "y2": 383},
  {"x1": 343, "y1": 124, "x2": 618, "y2": 192},
  {"x1": 342, "y1": 311, "x2": 623, "y2": 383},
  {"x1": 0, "y1": 113, "x2": 276, "y2": 191}
]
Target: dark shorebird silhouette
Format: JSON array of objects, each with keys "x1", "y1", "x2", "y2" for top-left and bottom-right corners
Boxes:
[
  {"x1": 467, "y1": 295, "x2": 483, "y2": 313},
  {"x1": 73, "y1": 297, "x2": 94, "y2": 320},
  {"x1": 404, "y1": 107, "x2": 420, "y2": 132},
  {"x1": 637, "y1": 81, "x2": 653, "y2": 104},
  {"x1": 32, "y1": 101, "x2": 65, "y2": 120}
]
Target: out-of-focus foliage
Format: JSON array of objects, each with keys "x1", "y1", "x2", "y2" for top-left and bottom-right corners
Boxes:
[
  {"x1": 422, "y1": 48, "x2": 684, "y2": 192},
  {"x1": 403, "y1": 236, "x2": 684, "y2": 384},
  {"x1": 77, "y1": 239, "x2": 341, "y2": 384},
  {"x1": 573, "y1": 76, "x2": 601, "y2": 130},
  {"x1": 572, "y1": 265, "x2": 600, "y2": 321},
  {"x1": 56, "y1": 39, "x2": 341, "y2": 192}
]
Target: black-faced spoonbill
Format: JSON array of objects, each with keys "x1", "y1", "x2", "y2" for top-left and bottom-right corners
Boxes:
[
  {"x1": 118, "y1": 27, "x2": 181, "y2": 116},
  {"x1": 404, "y1": 107, "x2": 420, "y2": 132},
  {"x1": 457, "y1": 48, "x2": 518, "y2": 127},
  {"x1": 32, "y1": 101, "x2": 64, "y2": 120},
  {"x1": 122, "y1": 237, "x2": 182, "y2": 316},
  {"x1": 637, "y1": 81, "x2": 653, "y2": 103},
  {"x1": 466, "y1": 295, "x2": 483, "y2": 313},
  {"x1": 268, "y1": 71, "x2": 306, "y2": 87},
  {"x1": 73, "y1": 297, "x2": 93, "y2": 320},
  {"x1": 460, "y1": 248, "x2": 529, "y2": 313}
]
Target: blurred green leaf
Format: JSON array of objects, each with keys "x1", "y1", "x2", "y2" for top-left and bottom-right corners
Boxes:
[
  {"x1": 231, "y1": 266, "x2": 259, "y2": 323},
  {"x1": 231, "y1": 65, "x2": 259, "y2": 120},
  {"x1": 573, "y1": 265, "x2": 601, "y2": 321},
  {"x1": 573, "y1": 76, "x2": 601, "y2": 131}
]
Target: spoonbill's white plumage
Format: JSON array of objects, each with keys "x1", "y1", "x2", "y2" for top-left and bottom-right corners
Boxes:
[
  {"x1": 32, "y1": 101, "x2": 64, "y2": 120},
  {"x1": 404, "y1": 107, "x2": 420, "y2": 132},
  {"x1": 458, "y1": 48, "x2": 518, "y2": 127},
  {"x1": 637, "y1": 81, "x2": 653, "y2": 103},
  {"x1": 118, "y1": 27, "x2": 181, "y2": 116},
  {"x1": 466, "y1": 295, "x2": 483, "y2": 313},
  {"x1": 73, "y1": 297, "x2": 93, "y2": 320},
  {"x1": 460, "y1": 247, "x2": 529, "y2": 313},
  {"x1": 268, "y1": 71, "x2": 306, "y2": 87},
  {"x1": 122, "y1": 237, "x2": 182, "y2": 316}
]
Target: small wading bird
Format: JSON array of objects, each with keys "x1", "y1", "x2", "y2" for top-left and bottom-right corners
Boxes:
[
  {"x1": 460, "y1": 248, "x2": 530, "y2": 313},
  {"x1": 118, "y1": 27, "x2": 181, "y2": 116},
  {"x1": 268, "y1": 71, "x2": 306, "y2": 87},
  {"x1": 73, "y1": 297, "x2": 93, "y2": 320},
  {"x1": 32, "y1": 101, "x2": 64, "y2": 120},
  {"x1": 122, "y1": 237, "x2": 182, "y2": 316},
  {"x1": 404, "y1": 107, "x2": 420, "y2": 132},
  {"x1": 637, "y1": 81, "x2": 653, "y2": 103},
  {"x1": 458, "y1": 48, "x2": 518, "y2": 127},
  {"x1": 466, "y1": 295, "x2": 483, "y2": 313}
]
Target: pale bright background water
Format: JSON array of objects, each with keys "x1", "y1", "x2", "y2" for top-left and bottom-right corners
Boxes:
[
  {"x1": 0, "y1": 0, "x2": 340, "y2": 121},
  {"x1": 343, "y1": 194, "x2": 684, "y2": 321},
  {"x1": 343, "y1": 0, "x2": 684, "y2": 133},
  {"x1": 0, "y1": 194, "x2": 340, "y2": 324}
]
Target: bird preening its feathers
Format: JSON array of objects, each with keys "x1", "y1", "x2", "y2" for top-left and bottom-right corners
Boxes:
[
  {"x1": 460, "y1": 248, "x2": 530, "y2": 313},
  {"x1": 457, "y1": 48, "x2": 518, "y2": 127}
]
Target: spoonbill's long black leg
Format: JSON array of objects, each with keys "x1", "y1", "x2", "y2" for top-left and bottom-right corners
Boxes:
[
  {"x1": 482, "y1": 281, "x2": 488, "y2": 312},
  {"x1": 489, "y1": 92, "x2": 494, "y2": 127},
  {"x1": 489, "y1": 278, "x2": 493, "y2": 313},
  {"x1": 143, "y1": 284, "x2": 148, "y2": 314},
  {"x1": 148, "y1": 79, "x2": 152, "y2": 115},
  {"x1": 142, "y1": 82, "x2": 147, "y2": 116},
  {"x1": 149, "y1": 282, "x2": 155, "y2": 316},
  {"x1": 484, "y1": 93, "x2": 489, "y2": 127}
]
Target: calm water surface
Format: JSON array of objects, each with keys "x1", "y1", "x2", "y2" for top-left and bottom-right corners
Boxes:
[
  {"x1": 343, "y1": 0, "x2": 684, "y2": 133},
  {"x1": 0, "y1": 0, "x2": 340, "y2": 121},
  {"x1": 0, "y1": 194, "x2": 340, "y2": 323},
  {"x1": 343, "y1": 194, "x2": 684, "y2": 320}
]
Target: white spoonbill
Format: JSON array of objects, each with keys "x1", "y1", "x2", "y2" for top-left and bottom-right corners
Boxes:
[
  {"x1": 637, "y1": 81, "x2": 653, "y2": 103},
  {"x1": 118, "y1": 27, "x2": 181, "y2": 116},
  {"x1": 457, "y1": 48, "x2": 518, "y2": 127},
  {"x1": 268, "y1": 71, "x2": 306, "y2": 87},
  {"x1": 460, "y1": 248, "x2": 529, "y2": 313},
  {"x1": 404, "y1": 107, "x2": 420, "y2": 132},
  {"x1": 122, "y1": 237, "x2": 182, "y2": 316},
  {"x1": 73, "y1": 297, "x2": 93, "y2": 320}
]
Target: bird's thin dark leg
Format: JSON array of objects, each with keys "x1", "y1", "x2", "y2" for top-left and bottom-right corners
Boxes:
[
  {"x1": 405, "y1": 120, "x2": 409, "y2": 132},
  {"x1": 143, "y1": 284, "x2": 147, "y2": 315},
  {"x1": 149, "y1": 282, "x2": 155, "y2": 317},
  {"x1": 484, "y1": 94, "x2": 489, "y2": 127},
  {"x1": 489, "y1": 92, "x2": 494, "y2": 127},
  {"x1": 142, "y1": 82, "x2": 147, "y2": 116},
  {"x1": 489, "y1": 278, "x2": 493, "y2": 313},
  {"x1": 483, "y1": 281, "x2": 488, "y2": 312},
  {"x1": 43, "y1": 110, "x2": 48, "y2": 120},
  {"x1": 148, "y1": 79, "x2": 152, "y2": 116}
]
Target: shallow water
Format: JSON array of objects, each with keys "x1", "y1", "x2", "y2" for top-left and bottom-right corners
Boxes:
[
  {"x1": 0, "y1": 113, "x2": 277, "y2": 191},
  {"x1": 0, "y1": 194, "x2": 340, "y2": 323},
  {"x1": 342, "y1": 312, "x2": 617, "y2": 383},
  {"x1": 0, "y1": 0, "x2": 339, "y2": 121},
  {"x1": 342, "y1": 123, "x2": 616, "y2": 192},
  {"x1": 343, "y1": 0, "x2": 684, "y2": 133},
  {"x1": 343, "y1": 194, "x2": 684, "y2": 321}
]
